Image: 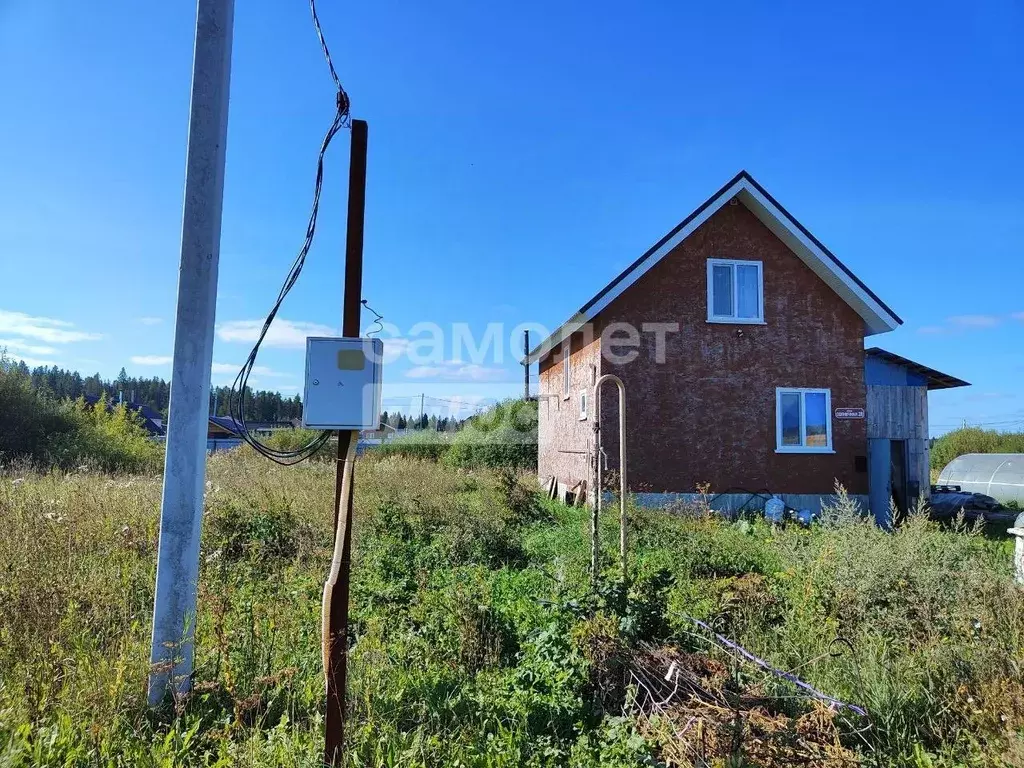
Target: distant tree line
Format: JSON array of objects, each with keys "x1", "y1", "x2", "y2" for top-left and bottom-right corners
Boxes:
[
  {"x1": 9, "y1": 361, "x2": 303, "y2": 424},
  {"x1": 379, "y1": 411, "x2": 462, "y2": 432},
  {"x1": 209, "y1": 385, "x2": 303, "y2": 423},
  {"x1": 6, "y1": 360, "x2": 470, "y2": 429}
]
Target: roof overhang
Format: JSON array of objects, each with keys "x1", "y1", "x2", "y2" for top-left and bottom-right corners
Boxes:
[
  {"x1": 524, "y1": 171, "x2": 902, "y2": 365},
  {"x1": 865, "y1": 347, "x2": 970, "y2": 390}
]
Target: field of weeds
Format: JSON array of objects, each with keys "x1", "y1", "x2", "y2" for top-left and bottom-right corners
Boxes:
[{"x1": 1, "y1": 451, "x2": 1023, "y2": 767}]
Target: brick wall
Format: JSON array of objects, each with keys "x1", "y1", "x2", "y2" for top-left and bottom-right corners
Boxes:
[
  {"x1": 537, "y1": 329, "x2": 601, "y2": 496},
  {"x1": 539, "y1": 202, "x2": 869, "y2": 497}
]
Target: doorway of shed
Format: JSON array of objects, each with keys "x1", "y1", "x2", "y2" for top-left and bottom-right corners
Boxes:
[
  {"x1": 890, "y1": 440, "x2": 909, "y2": 524},
  {"x1": 868, "y1": 438, "x2": 910, "y2": 528}
]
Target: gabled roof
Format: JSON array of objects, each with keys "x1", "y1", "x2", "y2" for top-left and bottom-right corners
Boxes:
[
  {"x1": 525, "y1": 171, "x2": 903, "y2": 364},
  {"x1": 865, "y1": 348, "x2": 969, "y2": 390}
]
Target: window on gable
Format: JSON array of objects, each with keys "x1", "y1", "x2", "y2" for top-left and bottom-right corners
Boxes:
[
  {"x1": 562, "y1": 343, "x2": 571, "y2": 398},
  {"x1": 578, "y1": 390, "x2": 588, "y2": 420},
  {"x1": 776, "y1": 388, "x2": 832, "y2": 452},
  {"x1": 707, "y1": 259, "x2": 763, "y2": 323}
]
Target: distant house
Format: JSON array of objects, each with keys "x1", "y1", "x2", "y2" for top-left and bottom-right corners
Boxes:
[
  {"x1": 524, "y1": 171, "x2": 968, "y2": 522},
  {"x1": 208, "y1": 415, "x2": 243, "y2": 439}
]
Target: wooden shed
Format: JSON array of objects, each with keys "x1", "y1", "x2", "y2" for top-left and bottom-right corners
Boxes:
[{"x1": 864, "y1": 348, "x2": 969, "y2": 525}]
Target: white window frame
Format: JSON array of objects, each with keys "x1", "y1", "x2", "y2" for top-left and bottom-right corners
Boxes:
[
  {"x1": 562, "y1": 344, "x2": 571, "y2": 399},
  {"x1": 706, "y1": 258, "x2": 765, "y2": 324},
  {"x1": 578, "y1": 390, "x2": 588, "y2": 420},
  {"x1": 775, "y1": 387, "x2": 833, "y2": 453}
]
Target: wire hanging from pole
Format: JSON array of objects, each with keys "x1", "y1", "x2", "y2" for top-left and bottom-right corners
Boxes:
[{"x1": 228, "y1": 0, "x2": 350, "y2": 465}]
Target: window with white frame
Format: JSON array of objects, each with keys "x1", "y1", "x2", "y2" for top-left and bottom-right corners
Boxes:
[
  {"x1": 562, "y1": 343, "x2": 571, "y2": 398},
  {"x1": 578, "y1": 390, "x2": 588, "y2": 420},
  {"x1": 776, "y1": 388, "x2": 832, "y2": 452},
  {"x1": 707, "y1": 258, "x2": 763, "y2": 323}
]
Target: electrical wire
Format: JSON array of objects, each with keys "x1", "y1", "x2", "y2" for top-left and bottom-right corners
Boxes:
[
  {"x1": 228, "y1": 0, "x2": 350, "y2": 465},
  {"x1": 361, "y1": 300, "x2": 384, "y2": 337}
]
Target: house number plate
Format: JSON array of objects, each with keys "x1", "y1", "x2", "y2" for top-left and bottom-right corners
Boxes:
[{"x1": 835, "y1": 407, "x2": 865, "y2": 419}]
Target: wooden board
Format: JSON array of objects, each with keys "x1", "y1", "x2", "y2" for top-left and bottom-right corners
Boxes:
[{"x1": 867, "y1": 385, "x2": 928, "y2": 440}]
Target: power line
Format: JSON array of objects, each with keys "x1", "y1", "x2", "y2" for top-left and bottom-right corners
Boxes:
[{"x1": 228, "y1": 0, "x2": 350, "y2": 465}]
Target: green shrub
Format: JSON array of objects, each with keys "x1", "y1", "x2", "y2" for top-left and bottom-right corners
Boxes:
[
  {"x1": 53, "y1": 396, "x2": 164, "y2": 473},
  {"x1": 0, "y1": 361, "x2": 162, "y2": 473},
  {"x1": 931, "y1": 426, "x2": 1024, "y2": 471},
  {"x1": 374, "y1": 429, "x2": 452, "y2": 461},
  {"x1": 205, "y1": 499, "x2": 302, "y2": 566},
  {"x1": 445, "y1": 423, "x2": 537, "y2": 470},
  {"x1": 373, "y1": 399, "x2": 538, "y2": 470}
]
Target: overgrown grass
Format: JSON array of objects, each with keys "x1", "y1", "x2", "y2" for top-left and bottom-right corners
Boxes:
[
  {"x1": 931, "y1": 426, "x2": 1024, "y2": 471},
  {"x1": 0, "y1": 453, "x2": 1021, "y2": 766},
  {"x1": 258, "y1": 427, "x2": 334, "y2": 461}
]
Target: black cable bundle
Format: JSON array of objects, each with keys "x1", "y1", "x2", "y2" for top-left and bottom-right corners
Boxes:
[{"x1": 228, "y1": 0, "x2": 349, "y2": 465}]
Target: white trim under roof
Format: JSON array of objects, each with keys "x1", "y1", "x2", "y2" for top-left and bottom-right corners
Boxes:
[{"x1": 524, "y1": 172, "x2": 901, "y2": 365}]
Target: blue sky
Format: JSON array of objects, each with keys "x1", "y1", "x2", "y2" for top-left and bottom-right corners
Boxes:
[{"x1": 0, "y1": 1, "x2": 1021, "y2": 431}]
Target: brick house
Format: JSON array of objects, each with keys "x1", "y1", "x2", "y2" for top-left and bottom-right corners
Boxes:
[{"x1": 524, "y1": 171, "x2": 966, "y2": 517}]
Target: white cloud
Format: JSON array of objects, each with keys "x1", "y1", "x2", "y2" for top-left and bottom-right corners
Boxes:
[
  {"x1": 965, "y1": 391, "x2": 1012, "y2": 402},
  {"x1": 138, "y1": 316, "x2": 163, "y2": 326},
  {"x1": 0, "y1": 338, "x2": 57, "y2": 356},
  {"x1": 948, "y1": 314, "x2": 1000, "y2": 328},
  {"x1": 131, "y1": 355, "x2": 173, "y2": 365},
  {"x1": 1012, "y1": 312, "x2": 1024, "y2": 321},
  {"x1": 381, "y1": 337, "x2": 411, "y2": 363},
  {"x1": 405, "y1": 360, "x2": 509, "y2": 382},
  {"x1": 918, "y1": 314, "x2": 1008, "y2": 335},
  {"x1": 3, "y1": 354, "x2": 57, "y2": 368},
  {"x1": 217, "y1": 319, "x2": 335, "y2": 349},
  {"x1": 0, "y1": 310, "x2": 102, "y2": 343},
  {"x1": 211, "y1": 362, "x2": 291, "y2": 378}
]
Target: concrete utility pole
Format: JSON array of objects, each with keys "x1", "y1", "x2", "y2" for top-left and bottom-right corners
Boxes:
[{"x1": 148, "y1": 0, "x2": 234, "y2": 707}]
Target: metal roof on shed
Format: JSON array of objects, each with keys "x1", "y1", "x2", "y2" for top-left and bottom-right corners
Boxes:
[{"x1": 864, "y1": 348, "x2": 969, "y2": 390}]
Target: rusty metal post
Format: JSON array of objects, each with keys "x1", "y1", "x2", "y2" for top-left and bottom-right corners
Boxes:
[{"x1": 324, "y1": 118, "x2": 368, "y2": 766}]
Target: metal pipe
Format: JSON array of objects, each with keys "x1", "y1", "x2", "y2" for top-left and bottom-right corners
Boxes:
[
  {"x1": 590, "y1": 438, "x2": 600, "y2": 587},
  {"x1": 523, "y1": 330, "x2": 530, "y2": 400},
  {"x1": 593, "y1": 374, "x2": 627, "y2": 585}
]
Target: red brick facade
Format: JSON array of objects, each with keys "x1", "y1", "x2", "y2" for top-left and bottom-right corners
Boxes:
[{"x1": 538, "y1": 203, "x2": 869, "y2": 497}]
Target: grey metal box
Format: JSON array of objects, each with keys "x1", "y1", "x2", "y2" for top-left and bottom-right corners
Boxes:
[{"x1": 302, "y1": 337, "x2": 383, "y2": 430}]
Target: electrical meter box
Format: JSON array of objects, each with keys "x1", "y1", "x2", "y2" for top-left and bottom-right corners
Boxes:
[{"x1": 302, "y1": 337, "x2": 383, "y2": 430}]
